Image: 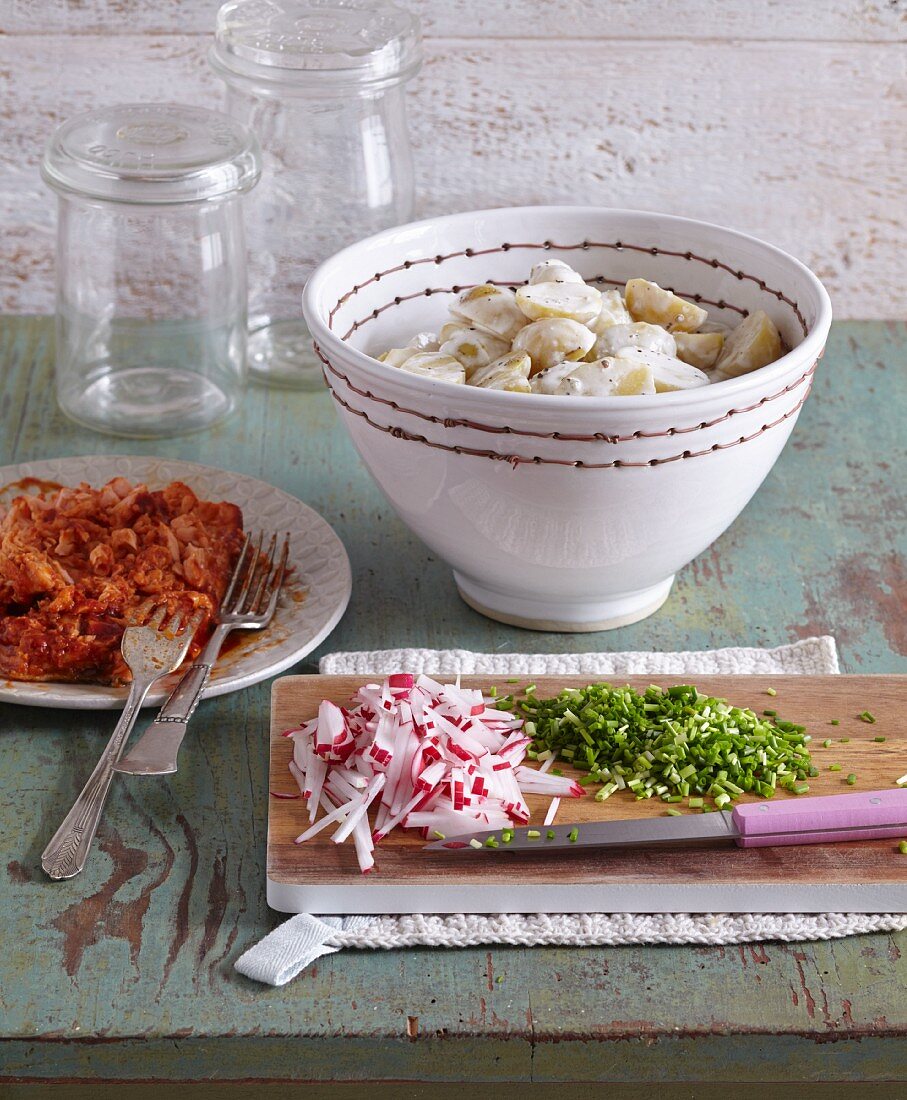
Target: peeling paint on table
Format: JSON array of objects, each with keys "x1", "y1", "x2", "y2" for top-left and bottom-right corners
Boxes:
[{"x1": 0, "y1": 317, "x2": 905, "y2": 1084}]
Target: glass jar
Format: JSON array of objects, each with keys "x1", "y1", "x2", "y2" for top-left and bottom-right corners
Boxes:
[
  {"x1": 41, "y1": 103, "x2": 261, "y2": 437},
  {"x1": 210, "y1": 0, "x2": 421, "y2": 388}
]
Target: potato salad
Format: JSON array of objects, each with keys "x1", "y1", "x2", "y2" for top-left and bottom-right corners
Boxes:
[{"x1": 377, "y1": 261, "x2": 783, "y2": 396}]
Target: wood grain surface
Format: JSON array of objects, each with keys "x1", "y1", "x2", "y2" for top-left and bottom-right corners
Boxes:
[
  {"x1": 1, "y1": 2, "x2": 905, "y2": 319},
  {"x1": 5, "y1": 1, "x2": 905, "y2": 38},
  {"x1": 0, "y1": 318, "x2": 905, "y2": 1084},
  {"x1": 269, "y1": 674, "x2": 907, "y2": 892}
]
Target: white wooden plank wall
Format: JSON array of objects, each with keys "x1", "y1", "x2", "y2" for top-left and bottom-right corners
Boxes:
[{"x1": 1, "y1": 2, "x2": 905, "y2": 318}]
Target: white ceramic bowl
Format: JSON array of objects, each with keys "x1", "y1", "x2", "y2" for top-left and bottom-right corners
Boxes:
[{"x1": 304, "y1": 207, "x2": 832, "y2": 631}]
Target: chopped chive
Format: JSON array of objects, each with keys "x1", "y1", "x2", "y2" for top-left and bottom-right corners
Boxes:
[
  {"x1": 793, "y1": 784, "x2": 810, "y2": 794},
  {"x1": 766, "y1": 688, "x2": 777, "y2": 697},
  {"x1": 489, "y1": 686, "x2": 498, "y2": 698},
  {"x1": 485, "y1": 836, "x2": 499, "y2": 848},
  {"x1": 829, "y1": 764, "x2": 843, "y2": 772},
  {"x1": 525, "y1": 683, "x2": 537, "y2": 694},
  {"x1": 846, "y1": 773, "x2": 857, "y2": 785},
  {"x1": 899, "y1": 840, "x2": 907, "y2": 855},
  {"x1": 839, "y1": 738, "x2": 850, "y2": 743},
  {"x1": 526, "y1": 830, "x2": 541, "y2": 840},
  {"x1": 763, "y1": 709, "x2": 777, "y2": 717},
  {"x1": 546, "y1": 829, "x2": 556, "y2": 840},
  {"x1": 830, "y1": 719, "x2": 840, "y2": 726},
  {"x1": 808, "y1": 765, "x2": 819, "y2": 777},
  {"x1": 859, "y1": 711, "x2": 876, "y2": 724},
  {"x1": 665, "y1": 808, "x2": 683, "y2": 816},
  {"x1": 568, "y1": 827, "x2": 579, "y2": 843},
  {"x1": 469, "y1": 838, "x2": 483, "y2": 849},
  {"x1": 896, "y1": 773, "x2": 907, "y2": 788},
  {"x1": 822, "y1": 739, "x2": 833, "y2": 748},
  {"x1": 432, "y1": 830, "x2": 446, "y2": 840},
  {"x1": 688, "y1": 797, "x2": 704, "y2": 809},
  {"x1": 502, "y1": 829, "x2": 514, "y2": 844},
  {"x1": 873, "y1": 736, "x2": 886, "y2": 743},
  {"x1": 505, "y1": 678, "x2": 520, "y2": 683},
  {"x1": 496, "y1": 975, "x2": 504, "y2": 984},
  {"x1": 512, "y1": 682, "x2": 810, "y2": 811}
]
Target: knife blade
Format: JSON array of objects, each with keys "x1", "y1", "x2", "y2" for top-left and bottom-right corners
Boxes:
[{"x1": 423, "y1": 788, "x2": 907, "y2": 852}]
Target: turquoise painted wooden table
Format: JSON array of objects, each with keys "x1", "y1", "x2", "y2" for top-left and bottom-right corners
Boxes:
[{"x1": 1, "y1": 317, "x2": 905, "y2": 1095}]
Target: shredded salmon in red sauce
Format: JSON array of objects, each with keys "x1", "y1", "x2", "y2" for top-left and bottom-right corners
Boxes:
[{"x1": 0, "y1": 478, "x2": 244, "y2": 685}]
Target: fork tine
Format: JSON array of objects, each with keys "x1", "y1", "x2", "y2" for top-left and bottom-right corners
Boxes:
[
  {"x1": 263, "y1": 534, "x2": 290, "y2": 618},
  {"x1": 148, "y1": 604, "x2": 168, "y2": 629},
  {"x1": 250, "y1": 533, "x2": 278, "y2": 613},
  {"x1": 166, "y1": 610, "x2": 185, "y2": 635},
  {"x1": 234, "y1": 530, "x2": 265, "y2": 613},
  {"x1": 221, "y1": 532, "x2": 252, "y2": 609}
]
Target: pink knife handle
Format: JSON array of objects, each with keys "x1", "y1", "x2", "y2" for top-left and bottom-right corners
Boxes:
[{"x1": 733, "y1": 788, "x2": 907, "y2": 847}]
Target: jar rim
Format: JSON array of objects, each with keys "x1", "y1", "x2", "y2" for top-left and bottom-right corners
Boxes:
[
  {"x1": 211, "y1": 0, "x2": 422, "y2": 90},
  {"x1": 41, "y1": 103, "x2": 262, "y2": 206}
]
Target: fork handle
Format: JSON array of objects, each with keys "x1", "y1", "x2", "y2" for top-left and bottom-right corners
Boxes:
[
  {"x1": 42, "y1": 673, "x2": 156, "y2": 880},
  {"x1": 158, "y1": 662, "x2": 211, "y2": 724},
  {"x1": 112, "y1": 663, "x2": 213, "y2": 776},
  {"x1": 113, "y1": 623, "x2": 232, "y2": 776}
]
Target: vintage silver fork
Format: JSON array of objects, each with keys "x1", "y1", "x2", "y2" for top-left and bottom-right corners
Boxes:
[
  {"x1": 113, "y1": 531, "x2": 289, "y2": 777},
  {"x1": 42, "y1": 607, "x2": 202, "y2": 880}
]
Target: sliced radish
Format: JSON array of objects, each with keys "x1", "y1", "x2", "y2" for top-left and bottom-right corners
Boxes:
[
  {"x1": 332, "y1": 774, "x2": 387, "y2": 844},
  {"x1": 285, "y1": 674, "x2": 588, "y2": 871},
  {"x1": 295, "y1": 794, "x2": 355, "y2": 844},
  {"x1": 543, "y1": 798, "x2": 561, "y2": 827}
]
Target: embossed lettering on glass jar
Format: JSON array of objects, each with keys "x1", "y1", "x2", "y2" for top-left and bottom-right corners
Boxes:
[
  {"x1": 41, "y1": 104, "x2": 261, "y2": 438},
  {"x1": 210, "y1": 0, "x2": 421, "y2": 389}
]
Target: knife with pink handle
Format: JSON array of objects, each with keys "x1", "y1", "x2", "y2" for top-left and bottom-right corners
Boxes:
[{"x1": 423, "y1": 788, "x2": 907, "y2": 853}]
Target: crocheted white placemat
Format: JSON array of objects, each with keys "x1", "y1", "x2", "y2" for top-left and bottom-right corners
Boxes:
[
  {"x1": 235, "y1": 637, "x2": 907, "y2": 986},
  {"x1": 318, "y1": 637, "x2": 842, "y2": 678}
]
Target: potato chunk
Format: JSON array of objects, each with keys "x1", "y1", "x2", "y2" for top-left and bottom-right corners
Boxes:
[
  {"x1": 588, "y1": 289, "x2": 632, "y2": 334},
  {"x1": 512, "y1": 318, "x2": 596, "y2": 375},
  {"x1": 715, "y1": 310, "x2": 782, "y2": 378},
  {"x1": 625, "y1": 278, "x2": 708, "y2": 333},
  {"x1": 591, "y1": 321, "x2": 676, "y2": 360},
  {"x1": 528, "y1": 259, "x2": 584, "y2": 285},
  {"x1": 613, "y1": 348, "x2": 710, "y2": 392},
  {"x1": 438, "y1": 320, "x2": 468, "y2": 343},
  {"x1": 516, "y1": 281, "x2": 602, "y2": 324},
  {"x1": 450, "y1": 285, "x2": 526, "y2": 342},
  {"x1": 398, "y1": 351, "x2": 466, "y2": 384},
  {"x1": 603, "y1": 359, "x2": 658, "y2": 396},
  {"x1": 673, "y1": 331, "x2": 724, "y2": 370},
  {"x1": 378, "y1": 347, "x2": 419, "y2": 368},
  {"x1": 531, "y1": 358, "x2": 655, "y2": 397},
  {"x1": 469, "y1": 353, "x2": 532, "y2": 393},
  {"x1": 440, "y1": 327, "x2": 510, "y2": 376}
]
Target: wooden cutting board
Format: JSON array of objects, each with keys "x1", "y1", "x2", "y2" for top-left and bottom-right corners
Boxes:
[{"x1": 267, "y1": 675, "x2": 907, "y2": 914}]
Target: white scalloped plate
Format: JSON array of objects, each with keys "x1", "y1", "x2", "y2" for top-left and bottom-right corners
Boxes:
[{"x1": 0, "y1": 455, "x2": 352, "y2": 709}]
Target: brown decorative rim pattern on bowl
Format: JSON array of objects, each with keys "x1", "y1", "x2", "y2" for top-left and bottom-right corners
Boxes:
[
  {"x1": 325, "y1": 366, "x2": 815, "y2": 470},
  {"x1": 319, "y1": 235, "x2": 817, "y2": 468},
  {"x1": 317, "y1": 345, "x2": 819, "y2": 445},
  {"x1": 326, "y1": 237, "x2": 811, "y2": 337}
]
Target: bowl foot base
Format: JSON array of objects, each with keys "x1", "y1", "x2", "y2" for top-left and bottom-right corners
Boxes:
[{"x1": 454, "y1": 573, "x2": 675, "y2": 633}]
